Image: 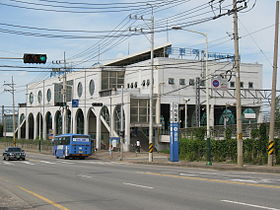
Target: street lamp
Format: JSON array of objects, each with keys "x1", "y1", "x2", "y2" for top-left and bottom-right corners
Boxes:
[{"x1": 172, "y1": 26, "x2": 212, "y2": 165}]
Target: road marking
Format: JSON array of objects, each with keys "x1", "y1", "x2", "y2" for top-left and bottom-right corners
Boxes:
[
  {"x1": 58, "y1": 161, "x2": 75, "y2": 165},
  {"x1": 123, "y1": 182, "x2": 154, "y2": 189},
  {"x1": 17, "y1": 186, "x2": 70, "y2": 210},
  {"x1": 2, "y1": 161, "x2": 14, "y2": 165},
  {"x1": 77, "y1": 174, "x2": 92, "y2": 179},
  {"x1": 21, "y1": 161, "x2": 35, "y2": 166},
  {"x1": 230, "y1": 179, "x2": 258, "y2": 183},
  {"x1": 40, "y1": 160, "x2": 56, "y2": 165},
  {"x1": 143, "y1": 172, "x2": 280, "y2": 189},
  {"x1": 221, "y1": 200, "x2": 279, "y2": 210}
]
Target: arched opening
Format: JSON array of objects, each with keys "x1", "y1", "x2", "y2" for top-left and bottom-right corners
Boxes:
[
  {"x1": 28, "y1": 113, "x2": 34, "y2": 139},
  {"x1": 66, "y1": 109, "x2": 71, "y2": 133},
  {"x1": 88, "y1": 109, "x2": 96, "y2": 140},
  {"x1": 100, "y1": 106, "x2": 110, "y2": 148},
  {"x1": 55, "y1": 111, "x2": 62, "y2": 135},
  {"x1": 45, "y1": 112, "x2": 52, "y2": 136},
  {"x1": 76, "y1": 109, "x2": 84, "y2": 134},
  {"x1": 36, "y1": 113, "x2": 43, "y2": 139},
  {"x1": 20, "y1": 113, "x2": 26, "y2": 139},
  {"x1": 114, "y1": 104, "x2": 125, "y2": 136}
]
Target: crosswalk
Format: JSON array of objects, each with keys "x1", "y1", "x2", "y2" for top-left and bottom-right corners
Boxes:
[{"x1": 0, "y1": 159, "x2": 120, "y2": 167}]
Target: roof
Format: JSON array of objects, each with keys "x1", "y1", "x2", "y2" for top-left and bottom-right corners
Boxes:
[{"x1": 104, "y1": 43, "x2": 172, "y2": 66}]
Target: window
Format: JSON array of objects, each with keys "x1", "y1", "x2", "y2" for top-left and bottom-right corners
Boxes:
[
  {"x1": 89, "y1": 79, "x2": 95, "y2": 96},
  {"x1": 189, "y1": 79, "x2": 195, "y2": 86},
  {"x1": 179, "y1": 79, "x2": 185, "y2": 85},
  {"x1": 127, "y1": 83, "x2": 130, "y2": 88},
  {"x1": 168, "y1": 78, "x2": 175, "y2": 85},
  {"x1": 240, "y1": 82, "x2": 244, "y2": 88},
  {"x1": 248, "y1": 82, "x2": 253, "y2": 88},
  {"x1": 230, "y1": 81, "x2": 235, "y2": 88},
  {"x1": 47, "y1": 89, "x2": 51, "y2": 102},
  {"x1": 77, "y1": 82, "x2": 83, "y2": 97},
  {"x1": 142, "y1": 80, "x2": 145, "y2": 87},
  {"x1": 38, "y1": 90, "x2": 42, "y2": 104},
  {"x1": 29, "y1": 92, "x2": 34, "y2": 104},
  {"x1": 134, "y1": 82, "x2": 138, "y2": 88}
]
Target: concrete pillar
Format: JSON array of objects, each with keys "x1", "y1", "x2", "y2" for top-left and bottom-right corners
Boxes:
[
  {"x1": 34, "y1": 114, "x2": 38, "y2": 140},
  {"x1": 84, "y1": 109, "x2": 89, "y2": 135},
  {"x1": 210, "y1": 104, "x2": 215, "y2": 127},
  {"x1": 17, "y1": 113, "x2": 21, "y2": 139},
  {"x1": 96, "y1": 114, "x2": 101, "y2": 150},
  {"x1": 72, "y1": 110, "x2": 77, "y2": 134},
  {"x1": 25, "y1": 114, "x2": 29, "y2": 140},
  {"x1": 52, "y1": 112, "x2": 56, "y2": 136},
  {"x1": 124, "y1": 101, "x2": 130, "y2": 152},
  {"x1": 43, "y1": 114, "x2": 47, "y2": 140}
]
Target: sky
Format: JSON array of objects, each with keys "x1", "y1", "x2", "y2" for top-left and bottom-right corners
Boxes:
[{"x1": 0, "y1": 0, "x2": 278, "y2": 109}]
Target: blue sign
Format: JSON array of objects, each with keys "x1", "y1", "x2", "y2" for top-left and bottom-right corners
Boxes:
[
  {"x1": 72, "y1": 99, "x2": 79, "y2": 108},
  {"x1": 170, "y1": 122, "x2": 179, "y2": 162},
  {"x1": 212, "y1": 79, "x2": 220, "y2": 88}
]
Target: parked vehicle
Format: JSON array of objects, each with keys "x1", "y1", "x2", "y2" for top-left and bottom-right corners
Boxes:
[
  {"x1": 53, "y1": 134, "x2": 93, "y2": 159},
  {"x1": 3, "y1": 147, "x2": 26, "y2": 161}
]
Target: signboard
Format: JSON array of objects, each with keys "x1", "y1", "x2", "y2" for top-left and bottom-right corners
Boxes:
[
  {"x1": 72, "y1": 99, "x2": 79, "y2": 108},
  {"x1": 220, "y1": 78, "x2": 228, "y2": 90},
  {"x1": 212, "y1": 79, "x2": 220, "y2": 88},
  {"x1": 244, "y1": 113, "x2": 256, "y2": 119},
  {"x1": 48, "y1": 129, "x2": 54, "y2": 140},
  {"x1": 170, "y1": 102, "x2": 179, "y2": 122},
  {"x1": 109, "y1": 137, "x2": 120, "y2": 148},
  {"x1": 170, "y1": 122, "x2": 179, "y2": 162}
]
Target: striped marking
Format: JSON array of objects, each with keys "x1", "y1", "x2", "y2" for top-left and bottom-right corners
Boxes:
[
  {"x1": 149, "y1": 143, "x2": 154, "y2": 153},
  {"x1": 143, "y1": 172, "x2": 280, "y2": 189},
  {"x1": 221, "y1": 200, "x2": 279, "y2": 210},
  {"x1": 268, "y1": 141, "x2": 275, "y2": 155},
  {"x1": 40, "y1": 160, "x2": 56, "y2": 165},
  {"x1": 17, "y1": 186, "x2": 70, "y2": 210}
]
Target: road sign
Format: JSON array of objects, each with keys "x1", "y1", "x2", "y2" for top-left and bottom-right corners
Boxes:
[
  {"x1": 212, "y1": 79, "x2": 220, "y2": 88},
  {"x1": 72, "y1": 99, "x2": 79, "y2": 108}
]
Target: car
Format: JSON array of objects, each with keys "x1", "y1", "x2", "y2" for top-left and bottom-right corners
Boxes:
[{"x1": 3, "y1": 147, "x2": 26, "y2": 161}]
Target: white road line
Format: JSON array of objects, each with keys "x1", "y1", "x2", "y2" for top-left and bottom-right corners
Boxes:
[
  {"x1": 40, "y1": 160, "x2": 56, "y2": 165},
  {"x1": 77, "y1": 174, "x2": 92, "y2": 179},
  {"x1": 21, "y1": 161, "x2": 35, "y2": 165},
  {"x1": 57, "y1": 161, "x2": 75, "y2": 165},
  {"x1": 229, "y1": 179, "x2": 258, "y2": 183},
  {"x1": 221, "y1": 200, "x2": 280, "y2": 210},
  {"x1": 2, "y1": 161, "x2": 14, "y2": 165},
  {"x1": 123, "y1": 182, "x2": 154, "y2": 189}
]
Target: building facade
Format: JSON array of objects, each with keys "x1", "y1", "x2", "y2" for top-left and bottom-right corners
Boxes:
[{"x1": 17, "y1": 44, "x2": 263, "y2": 151}]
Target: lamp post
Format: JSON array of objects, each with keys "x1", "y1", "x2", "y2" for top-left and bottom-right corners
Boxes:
[{"x1": 172, "y1": 26, "x2": 212, "y2": 165}]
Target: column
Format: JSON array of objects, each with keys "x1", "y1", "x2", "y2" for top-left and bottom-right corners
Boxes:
[
  {"x1": 210, "y1": 104, "x2": 215, "y2": 127},
  {"x1": 34, "y1": 114, "x2": 38, "y2": 140},
  {"x1": 96, "y1": 114, "x2": 101, "y2": 150},
  {"x1": 124, "y1": 103, "x2": 130, "y2": 152},
  {"x1": 25, "y1": 115, "x2": 29, "y2": 140}
]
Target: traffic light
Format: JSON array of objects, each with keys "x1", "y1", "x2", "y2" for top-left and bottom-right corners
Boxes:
[{"x1": 23, "y1": 53, "x2": 47, "y2": 64}]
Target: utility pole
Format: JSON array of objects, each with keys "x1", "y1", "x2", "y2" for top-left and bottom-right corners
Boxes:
[
  {"x1": 233, "y1": 0, "x2": 243, "y2": 167},
  {"x1": 268, "y1": 1, "x2": 279, "y2": 167},
  {"x1": 120, "y1": 86, "x2": 124, "y2": 161},
  {"x1": 63, "y1": 52, "x2": 67, "y2": 134},
  {"x1": 4, "y1": 77, "x2": 16, "y2": 146}
]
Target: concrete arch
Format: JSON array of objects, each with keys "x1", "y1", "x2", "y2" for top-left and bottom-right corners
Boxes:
[
  {"x1": 45, "y1": 111, "x2": 52, "y2": 135},
  {"x1": 87, "y1": 109, "x2": 97, "y2": 148},
  {"x1": 54, "y1": 110, "x2": 62, "y2": 135},
  {"x1": 28, "y1": 113, "x2": 34, "y2": 139},
  {"x1": 76, "y1": 108, "x2": 84, "y2": 134}
]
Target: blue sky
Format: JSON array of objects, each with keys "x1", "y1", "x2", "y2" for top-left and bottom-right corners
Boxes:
[{"x1": 0, "y1": 0, "x2": 277, "y2": 107}]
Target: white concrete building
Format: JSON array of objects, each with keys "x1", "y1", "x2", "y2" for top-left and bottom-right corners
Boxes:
[{"x1": 17, "y1": 44, "x2": 263, "y2": 151}]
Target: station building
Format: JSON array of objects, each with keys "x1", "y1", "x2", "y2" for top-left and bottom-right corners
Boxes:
[{"x1": 17, "y1": 44, "x2": 263, "y2": 151}]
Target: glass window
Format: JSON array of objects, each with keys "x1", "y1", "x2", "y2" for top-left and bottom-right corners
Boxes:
[
  {"x1": 77, "y1": 82, "x2": 83, "y2": 97},
  {"x1": 179, "y1": 79, "x2": 185, "y2": 85},
  {"x1": 127, "y1": 83, "x2": 130, "y2": 88},
  {"x1": 240, "y1": 82, "x2": 244, "y2": 88},
  {"x1": 189, "y1": 79, "x2": 195, "y2": 86},
  {"x1": 38, "y1": 90, "x2": 42, "y2": 104},
  {"x1": 89, "y1": 79, "x2": 95, "y2": 96},
  {"x1": 168, "y1": 78, "x2": 175, "y2": 85},
  {"x1": 29, "y1": 92, "x2": 34, "y2": 104},
  {"x1": 47, "y1": 89, "x2": 51, "y2": 102},
  {"x1": 230, "y1": 81, "x2": 235, "y2": 88},
  {"x1": 248, "y1": 82, "x2": 253, "y2": 88}
]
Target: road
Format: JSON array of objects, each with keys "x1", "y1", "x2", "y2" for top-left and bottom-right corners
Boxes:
[{"x1": 0, "y1": 152, "x2": 279, "y2": 210}]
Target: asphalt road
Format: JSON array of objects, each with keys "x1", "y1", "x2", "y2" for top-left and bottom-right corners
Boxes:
[{"x1": 0, "y1": 152, "x2": 279, "y2": 210}]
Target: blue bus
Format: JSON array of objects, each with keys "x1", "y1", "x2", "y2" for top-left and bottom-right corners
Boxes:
[{"x1": 53, "y1": 134, "x2": 93, "y2": 159}]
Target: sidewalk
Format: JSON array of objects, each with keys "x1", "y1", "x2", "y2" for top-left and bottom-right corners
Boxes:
[{"x1": 93, "y1": 150, "x2": 280, "y2": 174}]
